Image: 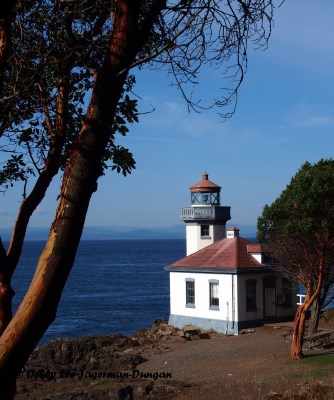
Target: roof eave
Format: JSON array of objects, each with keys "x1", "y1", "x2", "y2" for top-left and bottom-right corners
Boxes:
[{"x1": 165, "y1": 266, "x2": 273, "y2": 274}]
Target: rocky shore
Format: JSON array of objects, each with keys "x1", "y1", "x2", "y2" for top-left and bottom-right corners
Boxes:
[
  {"x1": 17, "y1": 311, "x2": 334, "y2": 400},
  {"x1": 17, "y1": 321, "x2": 217, "y2": 399}
]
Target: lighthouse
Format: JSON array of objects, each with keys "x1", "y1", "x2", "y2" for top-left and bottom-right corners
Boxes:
[
  {"x1": 166, "y1": 173, "x2": 297, "y2": 334},
  {"x1": 181, "y1": 173, "x2": 231, "y2": 255}
]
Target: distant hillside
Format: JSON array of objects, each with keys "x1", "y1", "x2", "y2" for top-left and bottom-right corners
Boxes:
[
  {"x1": 81, "y1": 225, "x2": 186, "y2": 240},
  {"x1": 0, "y1": 224, "x2": 256, "y2": 241},
  {"x1": 0, "y1": 225, "x2": 185, "y2": 241}
]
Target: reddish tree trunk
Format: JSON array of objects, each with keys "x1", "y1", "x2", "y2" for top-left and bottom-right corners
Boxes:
[
  {"x1": 0, "y1": 84, "x2": 125, "y2": 400},
  {"x1": 290, "y1": 304, "x2": 307, "y2": 360},
  {"x1": 0, "y1": 2, "x2": 167, "y2": 397},
  {"x1": 290, "y1": 258, "x2": 325, "y2": 360},
  {"x1": 0, "y1": 72, "x2": 70, "y2": 336}
]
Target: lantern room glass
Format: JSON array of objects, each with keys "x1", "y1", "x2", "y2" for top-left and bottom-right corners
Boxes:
[{"x1": 191, "y1": 192, "x2": 220, "y2": 205}]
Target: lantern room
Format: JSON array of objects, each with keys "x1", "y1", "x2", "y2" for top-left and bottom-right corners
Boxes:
[{"x1": 190, "y1": 172, "x2": 221, "y2": 206}]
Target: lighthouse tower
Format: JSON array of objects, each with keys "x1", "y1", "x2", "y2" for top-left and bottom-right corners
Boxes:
[{"x1": 181, "y1": 173, "x2": 231, "y2": 255}]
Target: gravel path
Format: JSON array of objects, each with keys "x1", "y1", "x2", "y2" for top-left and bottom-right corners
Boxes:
[
  {"x1": 16, "y1": 322, "x2": 334, "y2": 399},
  {"x1": 139, "y1": 325, "x2": 334, "y2": 400}
]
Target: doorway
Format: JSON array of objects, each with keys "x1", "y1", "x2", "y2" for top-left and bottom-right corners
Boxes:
[
  {"x1": 263, "y1": 276, "x2": 276, "y2": 319},
  {"x1": 264, "y1": 287, "x2": 276, "y2": 317}
]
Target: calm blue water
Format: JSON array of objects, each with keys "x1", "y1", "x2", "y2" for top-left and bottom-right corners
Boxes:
[
  {"x1": 11, "y1": 240, "x2": 186, "y2": 344},
  {"x1": 11, "y1": 239, "x2": 334, "y2": 345}
]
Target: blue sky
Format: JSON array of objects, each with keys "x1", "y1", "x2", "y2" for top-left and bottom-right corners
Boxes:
[{"x1": 1, "y1": 1, "x2": 334, "y2": 231}]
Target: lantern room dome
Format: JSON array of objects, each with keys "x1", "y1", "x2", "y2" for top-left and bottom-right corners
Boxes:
[
  {"x1": 189, "y1": 173, "x2": 221, "y2": 206},
  {"x1": 190, "y1": 173, "x2": 221, "y2": 193}
]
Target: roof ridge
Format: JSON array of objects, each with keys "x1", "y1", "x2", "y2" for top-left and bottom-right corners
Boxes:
[{"x1": 234, "y1": 236, "x2": 239, "y2": 268}]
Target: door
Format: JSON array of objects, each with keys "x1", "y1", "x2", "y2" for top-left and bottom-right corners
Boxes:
[{"x1": 264, "y1": 287, "x2": 276, "y2": 317}]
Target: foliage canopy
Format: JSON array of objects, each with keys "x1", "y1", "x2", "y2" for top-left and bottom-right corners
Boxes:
[
  {"x1": 258, "y1": 159, "x2": 334, "y2": 238},
  {"x1": 257, "y1": 159, "x2": 334, "y2": 277},
  {"x1": 257, "y1": 159, "x2": 334, "y2": 354},
  {"x1": 0, "y1": 0, "x2": 277, "y2": 192}
]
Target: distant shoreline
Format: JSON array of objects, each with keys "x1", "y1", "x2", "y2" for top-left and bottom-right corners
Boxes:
[{"x1": 1, "y1": 224, "x2": 257, "y2": 241}]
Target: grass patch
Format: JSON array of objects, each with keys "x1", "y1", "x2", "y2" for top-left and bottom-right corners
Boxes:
[
  {"x1": 300, "y1": 354, "x2": 334, "y2": 379},
  {"x1": 302, "y1": 354, "x2": 334, "y2": 366}
]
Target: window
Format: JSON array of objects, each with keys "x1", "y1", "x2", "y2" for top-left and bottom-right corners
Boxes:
[
  {"x1": 282, "y1": 278, "x2": 292, "y2": 306},
  {"x1": 186, "y1": 279, "x2": 195, "y2": 307},
  {"x1": 201, "y1": 225, "x2": 210, "y2": 238},
  {"x1": 209, "y1": 280, "x2": 219, "y2": 309},
  {"x1": 191, "y1": 192, "x2": 201, "y2": 204},
  {"x1": 202, "y1": 194, "x2": 209, "y2": 203},
  {"x1": 191, "y1": 192, "x2": 220, "y2": 205},
  {"x1": 246, "y1": 279, "x2": 257, "y2": 311}
]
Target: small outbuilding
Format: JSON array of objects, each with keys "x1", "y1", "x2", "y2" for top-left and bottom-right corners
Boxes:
[{"x1": 166, "y1": 173, "x2": 297, "y2": 334}]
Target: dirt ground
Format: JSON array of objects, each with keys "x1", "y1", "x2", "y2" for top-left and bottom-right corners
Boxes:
[
  {"x1": 139, "y1": 323, "x2": 334, "y2": 400},
  {"x1": 16, "y1": 316, "x2": 334, "y2": 400}
]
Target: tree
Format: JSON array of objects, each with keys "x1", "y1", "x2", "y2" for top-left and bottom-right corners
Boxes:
[
  {"x1": 0, "y1": 0, "x2": 19, "y2": 93},
  {"x1": 0, "y1": 0, "x2": 137, "y2": 337},
  {"x1": 257, "y1": 159, "x2": 334, "y2": 360},
  {"x1": 0, "y1": 1, "x2": 279, "y2": 397},
  {"x1": 308, "y1": 272, "x2": 334, "y2": 335}
]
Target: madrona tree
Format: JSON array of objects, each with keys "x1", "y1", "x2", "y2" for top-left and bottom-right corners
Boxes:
[
  {"x1": 0, "y1": 0, "x2": 137, "y2": 337},
  {"x1": 257, "y1": 159, "x2": 334, "y2": 360},
  {"x1": 0, "y1": 1, "x2": 280, "y2": 397}
]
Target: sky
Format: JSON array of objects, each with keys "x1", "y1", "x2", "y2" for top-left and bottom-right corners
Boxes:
[{"x1": 1, "y1": 1, "x2": 334, "y2": 232}]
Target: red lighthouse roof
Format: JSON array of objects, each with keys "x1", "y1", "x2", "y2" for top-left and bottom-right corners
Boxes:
[
  {"x1": 166, "y1": 235, "x2": 271, "y2": 273},
  {"x1": 190, "y1": 173, "x2": 221, "y2": 193}
]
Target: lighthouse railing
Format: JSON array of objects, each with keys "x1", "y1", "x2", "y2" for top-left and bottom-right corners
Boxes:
[{"x1": 181, "y1": 206, "x2": 231, "y2": 220}]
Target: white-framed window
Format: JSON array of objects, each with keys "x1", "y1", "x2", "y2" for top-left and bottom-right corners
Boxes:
[
  {"x1": 201, "y1": 225, "x2": 210, "y2": 238},
  {"x1": 209, "y1": 280, "x2": 219, "y2": 310},
  {"x1": 185, "y1": 278, "x2": 195, "y2": 308}
]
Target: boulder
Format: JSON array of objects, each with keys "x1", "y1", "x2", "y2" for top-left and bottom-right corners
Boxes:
[{"x1": 29, "y1": 334, "x2": 145, "y2": 372}]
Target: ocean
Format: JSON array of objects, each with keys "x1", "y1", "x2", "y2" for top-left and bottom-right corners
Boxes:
[
  {"x1": 11, "y1": 238, "x2": 334, "y2": 346},
  {"x1": 11, "y1": 239, "x2": 186, "y2": 344}
]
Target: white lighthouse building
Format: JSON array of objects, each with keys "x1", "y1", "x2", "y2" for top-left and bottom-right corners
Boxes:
[{"x1": 166, "y1": 173, "x2": 297, "y2": 334}]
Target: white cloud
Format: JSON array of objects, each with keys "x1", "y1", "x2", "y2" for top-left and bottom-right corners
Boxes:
[
  {"x1": 295, "y1": 116, "x2": 334, "y2": 128},
  {"x1": 283, "y1": 102, "x2": 334, "y2": 129},
  {"x1": 137, "y1": 96, "x2": 228, "y2": 140}
]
